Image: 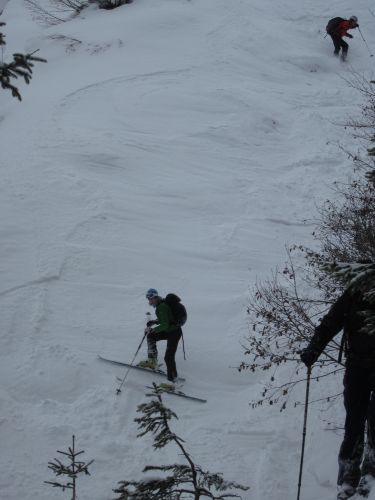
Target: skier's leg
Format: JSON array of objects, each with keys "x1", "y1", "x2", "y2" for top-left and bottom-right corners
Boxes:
[
  {"x1": 331, "y1": 35, "x2": 342, "y2": 56},
  {"x1": 361, "y1": 384, "x2": 375, "y2": 477},
  {"x1": 337, "y1": 483, "x2": 356, "y2": 499},
  {"x1": 164, "y1": 329, "x2": 182, "y2": 381},
  {"x1": 146, "y1": 330, "x2": 159, "y2": 360},
  {"x1": 340, "y1": 39, "x2": 349, "y2": 60},
  {"x1": 144, "y1": 330, "x2": 170, "y2": 367},
  {"x1": 338, "y1": 366, "x2": 371, "y2": 489}
]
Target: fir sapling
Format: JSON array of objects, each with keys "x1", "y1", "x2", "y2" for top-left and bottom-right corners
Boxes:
[
  {"x1": 45, "y1": 435, "x2": 94, "y2": 500},
  {"x1": 113, "y1": 383, "x2": 249, "y2": 499}
]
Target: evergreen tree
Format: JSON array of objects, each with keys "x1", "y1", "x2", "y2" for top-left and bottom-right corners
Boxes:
[
  {"x1": 0, "y1": 22, "x2": 46, "y2": 100},
  {"x1": 45, "y1": 435, "x2": 94, "y2": 500},
  {"x1": 113, "y1": 384, "x2": 248, "y2": 499}
]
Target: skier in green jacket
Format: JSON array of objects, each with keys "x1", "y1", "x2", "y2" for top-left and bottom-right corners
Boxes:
[{"x1": 138, "y1": 288, "x2": 182, "y2": 383}]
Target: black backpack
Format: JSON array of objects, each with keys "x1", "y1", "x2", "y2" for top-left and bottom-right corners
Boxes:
[
  {"x1": 326, "y1": 17, "x2": 344, "y2": 35},
  {"x1": 164, "y1": 293, "x2": 187, "y2": 327}
]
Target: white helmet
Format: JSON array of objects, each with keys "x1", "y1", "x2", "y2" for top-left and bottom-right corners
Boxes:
[{"x1": 350, "y1": 15, "x2": 358, "y2": 23}]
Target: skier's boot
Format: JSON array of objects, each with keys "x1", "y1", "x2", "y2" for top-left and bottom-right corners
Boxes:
[
  {"x1": 337, "y1": 483, "x2": 356, "y2": 499},
  {"x1": 137, "y1": 358, "x2": 158, "y2": 369},
  {"x1": 341, "y1": 51, "x2": 348, "y2": 62},
  {"x1": 357, "y1": 474, "x2": 375, "y2": 497},
  {"x1": 159, "y1": 382, "x2": 176, "y2": 391}
]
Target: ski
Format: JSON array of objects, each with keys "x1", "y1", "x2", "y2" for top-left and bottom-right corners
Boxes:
[
  {"x1": 98, "y1": 355, "x2": 186, "y2": 382},
  {"x1": 148, "y1": 384, "x2": 207, "y2": 403},
  {"x1": 116, "y1": 376, "x2": 185, "y2": 386}
]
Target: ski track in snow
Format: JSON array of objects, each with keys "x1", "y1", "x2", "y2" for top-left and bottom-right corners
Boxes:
[{"x1": 0, "y1": 0, "x2": 374, "y2": 498}]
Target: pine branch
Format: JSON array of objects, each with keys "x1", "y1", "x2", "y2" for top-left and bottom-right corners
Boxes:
[
  {"x1": 114, "y1": 385, "x2": 248, "y2": 499},
  {"x1": 0, "y1": 23, "x2": 46, "y2": 100}
]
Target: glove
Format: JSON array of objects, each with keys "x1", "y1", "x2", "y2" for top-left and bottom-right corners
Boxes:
[
  {"x1": 147, "y1": 320, "x2": 157, "y2": 327},
  {"x1": 300, "y1": 348, "x2": 319, "y2": 368},
  {"x1": 347, "y1": 34, "x2": 353, "y2": 39}
]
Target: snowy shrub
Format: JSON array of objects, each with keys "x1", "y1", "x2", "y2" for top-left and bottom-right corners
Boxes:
[
  {"x1": 113, "y1": 384, "x2": 249, "y2": 499},
  {"x1": 24, "y1": 0, "x2": 85, "y2": 26},
  {"x1": 344, "y1": 74, "x2": 375, "y2": 183},
  {"x1": 94, "y1": 0, "x2": 131, "y2": 10},
  {"x1": 315, "y1": 179, "x2": 375, "y2": 262},
  {"x1": 241, "y1": 76, "x2": 375, "y2": 410},
  {"x1": 242, "y1": 177, "x2": 375, "y2": 410},
  {"x1": 241, "y1": 246, "x2": 344, "y2": 410},
  {"x1": 25, "y1": 0, "x2": 131, "y2": 25}
]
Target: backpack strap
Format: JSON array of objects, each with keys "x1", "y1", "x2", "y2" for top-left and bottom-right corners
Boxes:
[
  {"x1": 181, "y1": 331, "x2": 186, "y2": 360},
  {"x1": 338, "y1": 331, "x2": 347, "y2": 365}
]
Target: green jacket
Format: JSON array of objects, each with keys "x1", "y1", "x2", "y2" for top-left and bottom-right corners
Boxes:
[{"x1": 153, "y1": 301, "x2": 176, "y2": 333}]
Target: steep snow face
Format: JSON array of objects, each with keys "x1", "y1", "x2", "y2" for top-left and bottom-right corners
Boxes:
[{"x1": 0, "y1": 0, "x2": 374, "y2": 499}]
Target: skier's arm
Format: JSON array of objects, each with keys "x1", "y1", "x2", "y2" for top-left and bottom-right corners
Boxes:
[
  {"x1": 306, "y1": 290, "x2": 349, "y2": 358},
  {"x1": 338, "y1": 21, "x2": 353, "y2": 38},
  {"x1": 146, "y1": 319, "x2": 158, "y2": 327},
  {"x1": 346, "y1": 22, "x2": 358, "y2": 38}
]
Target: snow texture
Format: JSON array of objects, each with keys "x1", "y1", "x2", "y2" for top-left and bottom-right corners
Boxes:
[{"x1": 0, "y1": 0, "x2": 374, "y2": 498}]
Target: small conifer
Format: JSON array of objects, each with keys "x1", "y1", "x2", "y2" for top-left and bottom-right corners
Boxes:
[
  {"x1": 113, "y1": 384, "x2": 249, "y2": 499},
  {"x1": 45, "y1": 435, "x2": 94, "y2": 500}
]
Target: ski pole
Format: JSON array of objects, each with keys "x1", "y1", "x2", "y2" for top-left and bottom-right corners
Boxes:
[
  {"x1": 358, "y1": 27, "x2": 374, "y2": 57},
  {"x1": 116, "y1": 317, "x2": 151, "y2": 395},
  {"x1": 297, "y1": 366, "x2": 312, "y2": 500}
]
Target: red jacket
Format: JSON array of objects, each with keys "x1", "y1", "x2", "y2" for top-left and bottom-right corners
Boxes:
[{"x1": 336, "y1": 20, "x2": 355, "y2": 38}]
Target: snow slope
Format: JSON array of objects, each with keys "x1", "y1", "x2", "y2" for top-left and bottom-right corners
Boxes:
[{"x1": 0, "y1": 0, "x2": 374, "y2": 498}]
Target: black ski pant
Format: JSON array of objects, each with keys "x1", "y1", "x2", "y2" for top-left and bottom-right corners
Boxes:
[
  {"x1": 330, "y1": 34, "x2": 349, "y2": 56},
  {"x1": 338, "y1": 365, "x2": 375, "y2": 488},
  {"x1": 147, "y1": 328, "x2": 182, "y2": 381}
]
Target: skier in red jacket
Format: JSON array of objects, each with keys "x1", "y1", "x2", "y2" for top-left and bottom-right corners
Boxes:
[{"x1": 326, "y1": 16, "x2": 359, "y2": 61}]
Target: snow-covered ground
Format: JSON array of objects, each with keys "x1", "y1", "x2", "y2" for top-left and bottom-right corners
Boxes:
[{"x1": 0, "y1": 0, "x2": 374, "y2": 498}]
